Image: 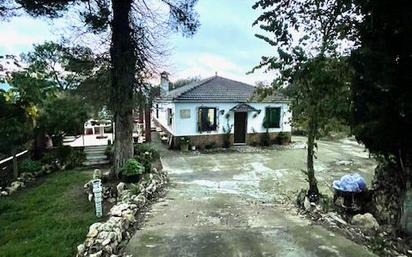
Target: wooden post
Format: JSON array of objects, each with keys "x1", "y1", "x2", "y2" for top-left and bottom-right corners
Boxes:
[
  {"x1": 145, "y1": 104, "x2": 151, "y2": 142},
  {"x1": 12, "y1": 148, "x2": 18, "y2": 179}
]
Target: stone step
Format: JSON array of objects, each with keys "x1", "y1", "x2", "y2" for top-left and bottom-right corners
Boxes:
[
  {"x1": 86, "y1": 154, "x2": 107, "y2": 161},
  {"x1": 84, "y1": 145, "x2": 107, "y2": 151},
  {"x1": 84, "y1": 149, "x2": 106, "y2": 155},
  {"x1": 83, "y1": 159, "x2": 110, "y2": 166}
]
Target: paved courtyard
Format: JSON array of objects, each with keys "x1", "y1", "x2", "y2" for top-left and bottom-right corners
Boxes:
[{"x1": 125, "y1": 137, "x2": 377, "y2": 257}]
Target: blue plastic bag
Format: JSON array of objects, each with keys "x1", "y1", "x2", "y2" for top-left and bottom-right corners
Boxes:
[{"x1": 332, "y1": 173, "x2": 366, "y2": 192}]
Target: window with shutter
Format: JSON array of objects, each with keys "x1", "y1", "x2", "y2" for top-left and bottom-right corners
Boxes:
[
  {"x1": 198, "y1": 107, "x2": 217, "y2": 132},
  {"x1": 264, "y1": 107, "x2": 281, "y2": 128}
]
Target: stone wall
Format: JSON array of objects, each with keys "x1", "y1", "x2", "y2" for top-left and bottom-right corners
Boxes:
[
  {"x1": 153, "y1": 119, "x2": 291, "y2": 149},
  {"x1": 176, "y1": 132, "x2": 291, "y2": 149},
  {"x1": 76, "y1": 169, "x2": 168, "y2": 257}
]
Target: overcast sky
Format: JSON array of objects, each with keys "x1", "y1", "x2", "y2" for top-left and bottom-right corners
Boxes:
[{"x1": 0, "y1": 0, "x2": 275, "y2": 85}]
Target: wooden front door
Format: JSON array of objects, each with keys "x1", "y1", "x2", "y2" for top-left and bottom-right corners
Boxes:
[{"x1": 234, "y1": 112, "x2": 247, "y2": 144}]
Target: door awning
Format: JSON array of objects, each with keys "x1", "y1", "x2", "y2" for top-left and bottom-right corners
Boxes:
[{"x1": 230, "y1": 103, "x2": 259, "y2": 112}]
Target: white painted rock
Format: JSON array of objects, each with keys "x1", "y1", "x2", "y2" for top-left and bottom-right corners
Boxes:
[
  {"x1": 303, "y1": 197, "x2": 312, "y2": 210},
  {"x1": 6, "y1": 181, "x2": 24, "y2": 194},
  {"x1": 77, "y1": 244, "x2": 85, "y2": 255},
  {"x1": 336, "y1": 160, "x2": 354, "y2": 166},
  {"x1": 352, "y1": 213, "x2": 379, "y2": 232},
  {"x1": 116, "y1": 182, "x2": 126, "y2": 196},
  {"x1": 89, "y1": 250, "x2": 102, "y2": 257},
  {"x1": 87, "y1": 223, "x2": 102, "y2": 238}
]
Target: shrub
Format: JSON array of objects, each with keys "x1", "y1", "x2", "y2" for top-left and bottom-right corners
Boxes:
[
  {"x1": 179, "y1": 137, "x2": 191, "y2": 146},
  {"x1": 134, "y1": 144, "x2": 160, "y2": 173},
  {"x1": 260, "y1": 130, "x2": 271, "y2": 146},
  {"x1": 222, "y1": 122, "x2": 233, "y2": 149},
  {"x1": 40, "y1": 151, "x2": 57, "y2": 165},
  {"x1": 55, "y1": 145, "x2": 72, "y2": 164},
  {"x1": 19, "y1": 159, "x2": 42, "y2": 173},
  {"x1": 40, "y1": 146, "x2": 85, "y2": 169},
  {"x1": 129, "y1": 183, "x2": 142, "y2": 195},
  {"x1": 134, "y1": 144, "x2": 160, "y2": 161},
  {"x1": 120, "y1": 159, "x2": 144, "y2": 177},
  {"x1": 140, "y1": 155, "x2": 152, "y2": 173},
  {"x1": 66, "y1": 150, "x2": 86, "y2": 169},
  {"x1": 105, "y1": 144, "x2": 114, "y2": 162},
  {"x1": 277, "y1": 132, "x2": 290, "y2": 144},
  {"x1": 204, "y1": 142, "x2": 217, "y2": 149}
]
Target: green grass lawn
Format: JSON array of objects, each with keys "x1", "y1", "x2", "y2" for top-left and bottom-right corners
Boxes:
[{"x1": 0, "y1": 170, "x2": 99, "y2": 257}]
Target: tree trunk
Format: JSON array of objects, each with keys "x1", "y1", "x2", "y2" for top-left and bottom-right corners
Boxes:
[
  {"x1": 307, "y1": 116, "x2": 319, "y2": 197},
  {"x1": 32, "y1": 132, "x2": 48, "y2": 160},
  {"x1": 371, "y1": 160, "x2": 406, "y2": 228},
  {"x1": 144, "y1": 104, "x2": 151, "y2": 142},
  {"x1": 110, "y1": 0, "x2": 136, "y2": 177}
]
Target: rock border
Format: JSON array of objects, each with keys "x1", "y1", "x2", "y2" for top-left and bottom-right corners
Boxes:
[
  {"x1": 0, "y1": 171, "x2": 42, "y2": 196},
  {"x1": 298, "y1": 201, "x2": 412, "y2": 257},
  {"x1": 76, "y1": 169, "x2": 168, "y2": 257}
]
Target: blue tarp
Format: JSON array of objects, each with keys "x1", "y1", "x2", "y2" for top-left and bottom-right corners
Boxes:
[{"x1": 332, "y1": 173, "x2": 366, "y2": 192}]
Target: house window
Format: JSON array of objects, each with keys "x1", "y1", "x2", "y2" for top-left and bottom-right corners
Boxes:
[
  {"x1": 180, "y1": 109, "x2": 191, "y2": 119},
  {"x1": 156, "y1": 104, "x2": 159, "y2": 118},
  {"x1": 264, "y1": 107, "x2": 281, "y2": 128},
  {"x1": 198, "y1": 107, "x2": 217, "y2": 132},
  {"x1": 167, "y1": 108, "x2": 173, "y2": 126}
]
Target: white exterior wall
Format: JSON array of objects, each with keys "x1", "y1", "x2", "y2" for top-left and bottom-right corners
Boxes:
[
  {"x1": 170, "y1": 102, "x2": 291, "y2": 137},
  {"x1": 154, "y1": 101, "x2": 176, "y2": 134}
]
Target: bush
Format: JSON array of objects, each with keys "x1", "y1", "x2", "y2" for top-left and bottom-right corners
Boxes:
[
  {"x1": 19, "y1": 159, "x2": 42, "y2": 173},
  {"x1": 120, "y1": 159, "x2": 144, "y2": 177},
  {"x1": 66, "y1": 150, "x2": 86, "y2": 169},
  {"x1": 222, "y1": 124, "x2": 232, "y2": 149},
  {"x1": 204, "y1": 142, "x2": 217, "y2": 149},
  {"x1": 40, "y1": 146, "x2": 85, "y2": 169},
  {"x1": 260, "y1": 130, "x2": 271, "y2": 146},
  {"x1": 129, "y1": 183, "x2": 142, "y2": 195},
  {"x1": 134, "y1": 144, "x2": 160, "y2": 161},
  {"x1": 179, "y1": 137, "x2": 191, "y2": 146},
  {"x1": 105, "y1": 144, "x2": 114, "y2": 162},
  {"x1": 40, "y1": 152, "x2": 55, "y2": 165},
  {"x1": 277, "y1": 132, "x2": 290, "y2": 144},
  {"x1": 55, "y1": 145, "x2": 72, "y2": 164}
]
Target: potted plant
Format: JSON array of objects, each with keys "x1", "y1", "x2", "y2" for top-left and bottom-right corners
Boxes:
[
  {"x1": 179, "y1": 137, "x2": 191, "y2": 151},
  {"x1": 120, "y1": 159, "x2": 144, "y2": 183},
  {"x1": 277, "y1": 132, "x2": 290, "y2": 145}
]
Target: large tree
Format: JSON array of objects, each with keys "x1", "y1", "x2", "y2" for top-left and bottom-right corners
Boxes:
[
  {"x1": 251, "y1": 0, "x2": 355, "y2": 197},
  {"x1": 0, "y1": 0, "x2": 199, "y2": 176},
  {"x1": 350, "y1": 0, "x2": 412, "y2": 228}
]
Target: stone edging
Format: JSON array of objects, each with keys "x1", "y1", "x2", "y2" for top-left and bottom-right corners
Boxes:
[
  {"x1": 76, "y1": 169, "x2": 168, "y2": 257},
  {"x1": 0, "y1": 171, "x2": 41, "y2": 196}
]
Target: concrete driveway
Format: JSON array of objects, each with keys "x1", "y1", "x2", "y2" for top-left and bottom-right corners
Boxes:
[{"x1": 125, "y1": 137, "x2": 377, "y2": 257}]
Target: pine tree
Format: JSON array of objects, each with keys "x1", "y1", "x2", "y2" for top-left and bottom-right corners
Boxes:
[
  {"x1": 0, "y1": 0, "x2": 199, "y2": 177},
  {"x1": 350, "y1": 0, "x2": 412, "y2": 227}
]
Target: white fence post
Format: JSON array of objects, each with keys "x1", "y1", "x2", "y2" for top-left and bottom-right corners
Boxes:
[{"x1": 92, "y1": 179, "x2": 103, "y2": 217}]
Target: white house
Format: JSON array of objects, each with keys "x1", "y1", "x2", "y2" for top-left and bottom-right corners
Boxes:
[{"x1": 153, "y1": 72, "x2": 292, "y2": 148}]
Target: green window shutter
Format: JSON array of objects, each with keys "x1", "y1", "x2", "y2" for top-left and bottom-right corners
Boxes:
[
  {"x1": 197, "y1": 108, "x2": 202, "y2": 132},
  {"x1": 271, "y1": 107, "x2": 280, "y2": 128},
  {"x1": 265, "y1": 107, "x2": 281, "y2": 128}
]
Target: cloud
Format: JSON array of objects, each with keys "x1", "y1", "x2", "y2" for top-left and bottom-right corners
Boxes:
[
  {"x1": 167, "y1": 52, "x2": 274, "y2": 85},
  {"x1": 164, "y1": 0, "x2": 277, "y2": 86},
  {"x1": 0, "y1": 16, "x2": 58, "y2": 55}
]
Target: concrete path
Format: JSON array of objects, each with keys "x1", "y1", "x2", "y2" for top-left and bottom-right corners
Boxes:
[{"x1": 125, "y1": 138, "x2": 377, "y2": 257}]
